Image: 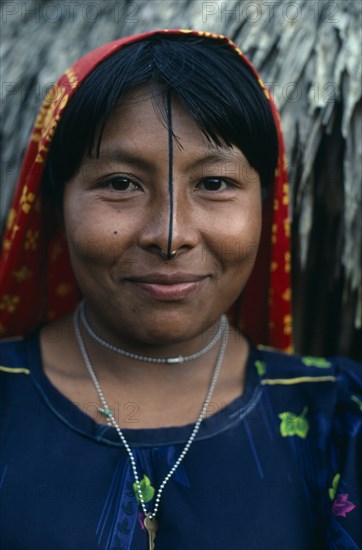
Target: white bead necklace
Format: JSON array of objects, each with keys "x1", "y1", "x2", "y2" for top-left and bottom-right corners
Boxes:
[
  {"x1": 73, "y1": 306, "x2": 228, "y2": 548},
  {"x1": 78, "y1": 299, "x2": 226, "y2": 364}
]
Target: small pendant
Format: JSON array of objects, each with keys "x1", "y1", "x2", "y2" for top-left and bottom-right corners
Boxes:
[
  {"x1": 98, "y1": 407, "x2": 112, "y2": 418},
  {"x1": 144, "y1": 513, "x2": 158, "y2": 550}
]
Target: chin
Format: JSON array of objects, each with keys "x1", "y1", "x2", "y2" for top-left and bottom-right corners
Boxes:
[{"x1": 129, "y1": 309, "x2": 213, "y2": 346}]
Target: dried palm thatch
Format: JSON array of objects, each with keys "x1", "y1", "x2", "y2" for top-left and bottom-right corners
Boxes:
[{"x1": 1, "y1": 0, "x2": 361, "y2": 358}]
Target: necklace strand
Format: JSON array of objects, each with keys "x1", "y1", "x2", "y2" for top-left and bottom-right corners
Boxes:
[
  {"x1": 73, "y1": 306, "x2": 228, "y2": 519},
  {"x1": 79, "y1": 300, "x2": 226, "y2": 364}
]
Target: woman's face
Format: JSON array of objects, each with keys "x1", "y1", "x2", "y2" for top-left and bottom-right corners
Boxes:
[{"x1": 63, "y1": 87, "x2": 262, "y2": 346}]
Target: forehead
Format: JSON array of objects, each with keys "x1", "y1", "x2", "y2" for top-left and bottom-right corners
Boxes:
[
  {"x1": 92, "y1": 85, "x2": 251, "y2": 169},
  {"x1": 100, "y1": 85, "x2": 204, "y2": 148}
]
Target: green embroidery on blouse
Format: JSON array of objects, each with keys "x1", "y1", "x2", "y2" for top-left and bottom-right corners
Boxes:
[
  {"x1": 278, "y1": 407, "x2": 309, "y2": 438},
  {"x1": 133, "y1": 475, "x2": 155, "y2": 504},
  {"x1": 254, "y1": 360, "x2": 266, "y2": 376},
  {"x1": 301, "y1": 356, "x2": 331, "y2": 368},
  {"x1": 329, "y1": 473, "x2": 341, "y2": 500},
  {"x1": 0, "y1": 365, "x2": 30, "y2": 375},
  {"x1": 351, "y1": 395, "x2": 362, "y2": 411}
]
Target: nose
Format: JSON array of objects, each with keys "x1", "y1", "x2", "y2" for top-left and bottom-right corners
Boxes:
[{"x1": 139, "y1": 183, "x2": 199, "y2": 258}]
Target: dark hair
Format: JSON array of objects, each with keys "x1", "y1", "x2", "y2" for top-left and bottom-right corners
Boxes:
[{"x1": 42, "y1": 34, "x2": 278, "y2": 206}]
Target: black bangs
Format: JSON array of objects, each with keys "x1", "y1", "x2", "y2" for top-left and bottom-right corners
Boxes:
[{"x1": 42, "y1": 34, "x2": 278, "y2": 206}]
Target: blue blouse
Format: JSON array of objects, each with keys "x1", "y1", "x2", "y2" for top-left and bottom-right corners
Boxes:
[{"x1": 0, "y1": 333, "x2": 361, "y2": 549}]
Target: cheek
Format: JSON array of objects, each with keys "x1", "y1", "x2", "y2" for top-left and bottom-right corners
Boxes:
[
  {"x1": 63, "y1": 197, "x2": 133, "y2": 271},
  {"x1": 216, "y1": 216, "x2": 261, "y2": 306},
  {"x1": 208, "y1": 199, "x2": 262, "y2": 269}
]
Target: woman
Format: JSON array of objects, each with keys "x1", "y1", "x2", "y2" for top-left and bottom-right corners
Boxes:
[{"x1": 0, "y1": 30, "x2": 361, "y2": 549}]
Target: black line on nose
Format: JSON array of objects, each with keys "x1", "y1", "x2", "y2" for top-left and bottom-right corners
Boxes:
[{"x1": 166, "y1": 91, "x2": 174, "y2": 260}]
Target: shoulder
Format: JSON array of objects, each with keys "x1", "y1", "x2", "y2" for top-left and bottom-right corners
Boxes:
[
  {"x1": 253, "y1": 348, "x2": 362, "y2": 544},
  {"x1": 255, "y1": 345, "x2": 362, "y2": 390},
  {"x1": 253, "y1": 345, "x2": 362, "y2": 436},
  {"x1": 247, "y1": 347, "x2": 362, "y2": 516},
  {"x1": 0, "y1": 334, "x2": 41, "y2": 415},
  {"x1": 0, "y1": 334, "x2": 37, "y2": 376}
]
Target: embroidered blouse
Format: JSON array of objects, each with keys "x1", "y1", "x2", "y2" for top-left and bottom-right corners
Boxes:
[{"x1": 0, "y1": 333, "x2": 361, "y2": 549}]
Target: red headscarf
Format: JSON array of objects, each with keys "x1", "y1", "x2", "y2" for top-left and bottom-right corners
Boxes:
[{"x1": 0, "y1": 29, "x2": 293, "y2": 352}]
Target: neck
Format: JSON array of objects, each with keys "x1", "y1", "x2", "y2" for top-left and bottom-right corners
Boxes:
[
  {"x1": 73, "y1": 305, "x2": 248, "y2": 430},
  {"x1": 81, "y1": 330, "x2": 219, "y2": 383},
  {"x1": 81, "y1": 301, "x2": 224, "y2": 366},
  {"x1": 40, "y1": 309, "x2": 249, "y2": 429}
]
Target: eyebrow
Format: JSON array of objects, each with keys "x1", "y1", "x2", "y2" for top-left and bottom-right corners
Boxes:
[
  {"x1": 81, "y1": 151, "x2": 154, "y2": 171},
  {"x1": 189, "y1": 151, "x2": 246, "y2": 169},
  {"x1": 81, "y1": 148, "x2": 246, "y2": 170}
]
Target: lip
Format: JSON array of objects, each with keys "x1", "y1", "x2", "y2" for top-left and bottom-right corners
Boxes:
[
  {"x1": 125, "y1": 273, "x2": 209, "y2": 301},
  {"x1": 126, "y1": 272, "x2": 208, "y2": 284}
]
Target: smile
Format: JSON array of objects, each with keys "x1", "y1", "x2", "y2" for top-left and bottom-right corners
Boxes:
[{"x1": 125, "y1": 273, "x2": 209, "y2": 301}]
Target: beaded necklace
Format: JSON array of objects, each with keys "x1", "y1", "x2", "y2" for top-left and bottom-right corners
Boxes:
[{"x1": 73, "y1": 305, "x2": 229, "y2": 548}]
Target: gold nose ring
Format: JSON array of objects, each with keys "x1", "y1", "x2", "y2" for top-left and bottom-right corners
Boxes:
[{"x1": 161, "y1": 249, "x2": 177, "y2": 259}]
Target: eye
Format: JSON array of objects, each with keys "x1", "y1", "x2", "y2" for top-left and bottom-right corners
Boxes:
[
  {"x1": 198, "y1": 178, "x2": 234, "y2": 191},
  {"x1": 103, "y1": 176, "x2": 141, "y2": 192}
]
